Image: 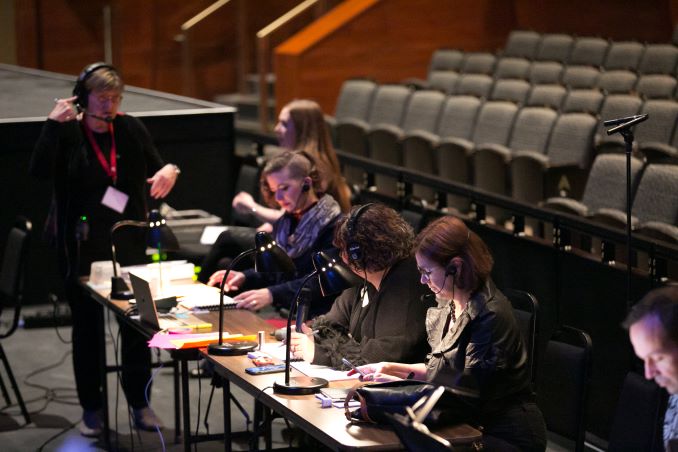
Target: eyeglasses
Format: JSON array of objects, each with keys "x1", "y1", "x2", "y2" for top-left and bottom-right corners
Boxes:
[
  {"x1": 94, "y1": 94, "x2": 122, "y2": 104},
  {"x1": 417, "y1": 266, "x2": 434, "y2": 281}
]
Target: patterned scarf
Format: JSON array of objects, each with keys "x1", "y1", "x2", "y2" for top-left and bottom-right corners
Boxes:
[{"x1": 274, "y1": 194, "x2": 341, "y2": 258}]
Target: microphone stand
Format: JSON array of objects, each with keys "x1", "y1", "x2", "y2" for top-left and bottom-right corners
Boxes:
[
  {"x1": 605, "y1": 113, "x2": 649, "y2": 308},
  {"x1": 273, "y1": 271, "x2": 329, "y2": 395}
]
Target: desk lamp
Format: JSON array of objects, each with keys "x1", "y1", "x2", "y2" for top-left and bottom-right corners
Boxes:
[
  {"x1": 208, "y1": 231, "x2": 295, "y2": 356},
  {"x1": 109, "y1": 209, "x2": 179, "y2": 299},
  {"x1": 273, "y1": 250, "x2": 361, "y2": 395}
]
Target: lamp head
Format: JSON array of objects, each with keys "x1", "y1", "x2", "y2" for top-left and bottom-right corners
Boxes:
[
  {"x1": 254, "y1": 231, "x2": 295, "y2": 274},
  {"x1": 146, "y1": 209, "x2": 179, "y2": 251},
  {"x1": 313, "y1": 250, "x2": 362, "y2": 296}
]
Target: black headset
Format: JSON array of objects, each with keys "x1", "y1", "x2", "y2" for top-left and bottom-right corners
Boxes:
[
  {"x1": 346, "y1": 203, "x2": 374, "y2": 265},
  {"x1": 72, "y1": 62, "x2": 117, "y2": 111},
  {"x1": 445, "y1": 263, "x2": 458, "y2": 277}
]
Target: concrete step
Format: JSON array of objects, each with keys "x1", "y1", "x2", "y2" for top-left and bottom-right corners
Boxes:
[{"x1": 213, "y1": 92, "x2": 276, "y2": 122}]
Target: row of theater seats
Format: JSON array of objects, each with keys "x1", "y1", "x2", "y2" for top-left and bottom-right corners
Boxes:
[{"x1": 327, "y1": 80, "x2": 678, "y2": 210}]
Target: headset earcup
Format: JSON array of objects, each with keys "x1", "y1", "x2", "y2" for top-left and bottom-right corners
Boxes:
[{"x1": 302, "y1": 183, "x2": 310, "y2": 192}]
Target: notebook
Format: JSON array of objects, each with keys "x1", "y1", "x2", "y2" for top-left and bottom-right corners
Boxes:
[
  {"x1": 174, "y1": 283, "x2": 238, "y2": 311},
  {"x1": 129, "y1": 272, "x2": 212, "y2": 331}
]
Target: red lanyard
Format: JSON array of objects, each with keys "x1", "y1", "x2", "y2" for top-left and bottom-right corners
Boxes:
[{"x1": 83, "y1": 121, "x2": 117, "y2": 184}]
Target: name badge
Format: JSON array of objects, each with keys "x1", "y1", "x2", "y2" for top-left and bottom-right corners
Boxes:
[{"x1": 101, "y1": 186, "x2": 129, "y2": 214}]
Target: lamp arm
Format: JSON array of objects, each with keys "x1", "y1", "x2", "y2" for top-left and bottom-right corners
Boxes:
[
  {"x1": 109, "y1": 220, "x2": 148, "y2": 277},
  {"x1": 284, "y1": 271, "x2": 317, "y2": 386},
  {"x1": 217, "y1": 248, "x2": 256, "y2": 345}
]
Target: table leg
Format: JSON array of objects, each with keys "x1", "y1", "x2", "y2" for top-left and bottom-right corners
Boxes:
[
  {"x1": 181, "y1": 359, "x2": 191, "y2": 452},
  {"x1": 98, "y1": 305, "x2": 110, "y2": 449},
  {"x1": 222, "y1": 376, "x2": 231, "y2": 452},
  {"x1": 174, "y1": 358, "x2": 181, "y2": 444}
]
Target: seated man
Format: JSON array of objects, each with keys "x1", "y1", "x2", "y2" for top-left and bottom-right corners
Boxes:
[
  {"x1": 625, "y1": 285, "x2": 678, "y2": 449},
  {"x1": 290, "y1": 203, "x2": 433, "y2": 368}
]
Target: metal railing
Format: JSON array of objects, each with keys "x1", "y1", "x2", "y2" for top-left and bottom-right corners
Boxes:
[
  {"x1": 176, "y1": 0, "x2": 234, "y2": 97},
  {"x1": 256, "y1": 0, "x2": 320, "y2": 131}
]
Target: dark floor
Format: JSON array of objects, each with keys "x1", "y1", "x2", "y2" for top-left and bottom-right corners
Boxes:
[{"x1": 0, "y1": 304, "x2": 291, "y2": 452}]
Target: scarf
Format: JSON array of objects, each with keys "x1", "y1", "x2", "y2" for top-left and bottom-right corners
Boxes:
[{"x1": 274, "y1": 194, "x2": 341, "y2": 258}]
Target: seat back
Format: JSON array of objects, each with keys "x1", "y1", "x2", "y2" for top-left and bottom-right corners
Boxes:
[
  {"x1": 536, "y1": 326, "x2": 593, "y2": 452},
  {"x1": 581, "y1": 154, "x2": 644, "y2": 213},
  {"x1": 561, "y1": 89, "x2": 604, "y2": 115},
  {"x1": 503, "y1": 30, "x2": 542, "y2": 59},
  {"x1": 0, "y1": 217, "x2": 32, "y2": 338},
  {"x1": 494, "y1": 57, "x2": 531, "y2": 80},
  {"x1": 636, "y1": 99, "x2": 678, "y2": 145},
  {"x1": 607, "y1": 371, "x2": 668, "y2": 452},
  {"x1": 535, "y1": 33, "x2": 574, "y2": 63},
  {"x1": 460, "y1": 52, "x2": 496, "y2": 75},
  {"x1": 526, "y1": 84, "x2": 567, "y2": 110},
  {"x1": 562, "y1": 66, "x2": 601, "y2": 90},
  {"x1": 603, "y1": 41, "x2": 645, "y2": 71},
  {"x1": 596, "y1": 70, "x2": 638, "y2": 95},
  {"x1": 636, "y1": 75, "x2": 677, "y2": 100},
  {"x1": 489, "y1": 79, "x2": 531, "y2": 104},
  {"x1": 366, "y1": 84, "x2": 412, "y2": 127},
  {"x1": 637, "y1": 43, "x2": 678, "y2": 75},
  {"x1": 546, "y1": 112, "x2": 597, "y2": 167},
  {"x1": 401, "y1": 90, "x2": 446, "y2": 134},
  {"x1": 508, "y1": 106, "x2": 558, "y2": 154},
  {"x1": 334, "y1": 79, "x2": 377, "y2": 122},
  {"x1": 529, "y1": 61, "x2": 564, "y2": 85},
  {"x1": 632, "y1": 163, "x2": 678, "y2": 224},
  {"x1": 428, "y1": 49, "x2": 464, "y2": 73},
  {"x1": 504, "y1": 289, "x2": 539, "y2": 385},
  {"x1": 471, "y1": 101, "x2": 519, "y2": 147},
  {"x1": 597, "y1": 94, "x2": 643, "y2": 140},
  {"x1": 568, "y1": 37, "x2": 610, "y2": 67},
  {"x1": 453, "y1": 74, "x2": 494, "y2": 98},
  {"x1": 428, "y1": 71, "x2": 459, "y2": 94},
  {"x1": 436, "y1": 95, "x2": 482, "y2": 141}
]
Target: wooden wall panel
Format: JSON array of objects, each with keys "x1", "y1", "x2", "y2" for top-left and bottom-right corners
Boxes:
[
  {"x1": 275, "y1": 0, "x2": 515, "y2": 115},
  {"x1": 513, "y1": 0, "x2": 674, "y2": 41}
]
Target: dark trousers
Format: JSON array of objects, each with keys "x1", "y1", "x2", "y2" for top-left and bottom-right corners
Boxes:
[
  {"x1": 67, "y1": 280, "x2": 152, "y2": 411},
  {"x1": 482, "y1": 401, "x2": 547, "y2": 452}
]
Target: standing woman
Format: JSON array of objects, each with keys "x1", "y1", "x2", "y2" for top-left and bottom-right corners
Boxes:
[
  {"x1": 30, "y1": 63, "x2": 179, "y2": 436},
  {"x1": 354, "y1": 216, "x2": 547, "y2": 452}
]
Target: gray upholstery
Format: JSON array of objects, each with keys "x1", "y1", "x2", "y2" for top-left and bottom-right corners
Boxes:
[
  {"x1": 603, "y1": 41, "x2": 645, "y2": 71},
  {"x1": 367, "y1": 84, "x2": 412, "y2": 126},
  {"x1": 526, "y1": 84, "x2": 567, "y2": 110},
  {"x1": 428, "y1": 71, "x2": 459, "y2": 94},
  {"x1": 503, "y1": 30, "x2": 542, "y2": 59},
  {"x1": 635, "y1": 74, "x2": 677, "y2": 100},
  {"x1": 494, "y1": 57, "x2": 531, "y2": 80},
  {"x1": 453, "y1": 73, "x2": 494, "y2": 98},
  {"x1": 561, "y1": 89, "x2": 604, "y2": 114},
  {"x1": 562, "y1": 66, "x2": 600, "y2": 89},
  {"x1": 511, "y1": 112, "x2": 596, "y2": 204},
  {"x1": 597, "y1": 70, "x2": 638, "y2": 94},
  {"x1": 595, "y1": 94, "x2": 643, "y2": 151},
  {"x1": 637, "y1": 44, "x2": 678, "y2": 75},
  {"x1": 568, "y1": 37, "x2": 610, "y2": 67},
  {"x1": 632, "y1": 163, "x2": 678, "y2": 224},
  {"x1": 437, "y1": 95, "x2": 482, "y2": 141},
  {"x1": 535, "y1": 33, "x2": 574, "y2": 63},
  {"x1": 489, "y1": 79, "x2": 531, "y2": 104},
  {"x1": 636, "y1": 99, "x2": 678, "y2": 146},
  {"x1": 460, "y1": 52, "x2": 496, "y2": 75},
  {"x1": 429, "y1": 49, "x2": 464, "y2": 72},
  {"x1": 333, "y1": 79, "x2": 377, "y2": 122},
  {"x1": 582, "y1": 154, "x2": 644, "y2": 213},
  {"x1": 529, "y1": 61, "x2": 564, "y2": 85}
]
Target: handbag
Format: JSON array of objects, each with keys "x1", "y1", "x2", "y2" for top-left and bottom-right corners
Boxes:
[{"x1": 344, "y1": 380, "x2": 436, "y2": 424}]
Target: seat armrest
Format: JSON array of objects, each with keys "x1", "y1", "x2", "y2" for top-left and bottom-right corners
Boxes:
[
  {"x1": 403, "y1": 130, "x2": 440, "y2": 147},
  {"x1": 367, "y1": 123, "x2": 405, "y2": 140},
  {"x1": 542, "y1": 197, "x2": 589, "y2": 216},
  {"x1": 637, "y1": 221, "x2": 678, "y2": 243},
  {"x1": 475, "y1": 143, "x2": 512, "y2": 162},
  {"x1": 592, "y1": 208, "x2": 640, "y2": 229}
]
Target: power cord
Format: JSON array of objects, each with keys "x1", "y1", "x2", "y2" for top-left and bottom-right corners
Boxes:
[
  {"x1": 49, "y1": 293, "x2": 71, "y2": 344},
  {"x1": 144, "y1": 357, "x2": 166, "y2": 452}
]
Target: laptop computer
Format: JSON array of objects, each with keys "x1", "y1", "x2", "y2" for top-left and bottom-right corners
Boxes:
[{"x1": 129, "y1": 272, "x2": 212, "y2": 331}]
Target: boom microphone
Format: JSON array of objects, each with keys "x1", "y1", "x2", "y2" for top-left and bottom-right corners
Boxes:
[
  {"x1": 86, "y1": 112, "x2": 114, "y2": 123},
  {"x1": 603, "y1": 114, "x2": 646, "y2": 127}
]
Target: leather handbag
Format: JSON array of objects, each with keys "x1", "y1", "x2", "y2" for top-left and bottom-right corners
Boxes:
[{"x1": 344, "y1": 380, "x2": 436, "y2": 424}]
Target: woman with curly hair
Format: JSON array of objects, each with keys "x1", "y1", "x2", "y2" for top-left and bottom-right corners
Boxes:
[{"x1": 289, "y1": 203, "x2": 433, "y2": 367}]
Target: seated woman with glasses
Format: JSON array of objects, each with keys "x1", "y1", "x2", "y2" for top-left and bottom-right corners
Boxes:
[
  {"x1": 350, "y1": 216, "x2": 547, "y2": 452},
  {"x1": 205, "y1": 151, "x2": 341, "y2": 318}
]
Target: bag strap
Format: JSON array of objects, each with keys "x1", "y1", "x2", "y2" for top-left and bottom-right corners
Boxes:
[{"x1": 344, "y1": 381, "x2": 372, "y2": 423}]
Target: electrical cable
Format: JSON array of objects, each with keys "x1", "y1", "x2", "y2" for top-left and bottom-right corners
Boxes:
[{"x1": 144, "y1": 358, "x2": 166, "y2": 452}]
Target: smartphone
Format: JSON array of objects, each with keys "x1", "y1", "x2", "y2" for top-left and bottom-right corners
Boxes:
[
  {"x1": 251, "y1": 356, "x2": 274, "y2": 366},
  {"x1": 341, "y1": 357, "x2": 365, "y2": 377},
  {"x1": 245, "y1": 363, "x2": 286, "y2": 375}
]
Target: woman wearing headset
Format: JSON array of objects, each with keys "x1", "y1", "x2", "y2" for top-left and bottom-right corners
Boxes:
[
  {"x1": 206, "y1": 151, "x2": 341, "y2": 318},
  {"x1": 351, "y1": 216, "x2": 546, "y2": 452},
  {"x1": 289, "y1": 203, "x2": 433, "y2": 368},
  {"x1": 30, "y1": 63, "x2": 179, "y2": 436}
]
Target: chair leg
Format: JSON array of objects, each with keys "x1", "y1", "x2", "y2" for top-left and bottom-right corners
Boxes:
[
  {"x1": 0, "y1": 344, "x2": 30, "y2": 424},
  {"x1": 0, "y1": 370, "x2": 11, "y2": 405}
]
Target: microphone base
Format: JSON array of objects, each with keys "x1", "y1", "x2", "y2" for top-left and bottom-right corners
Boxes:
[
  {"x1": 111, "y1": 277, "x2": 134, "y2": 300},
  {"x1": 208, "y1": 340, "x2": 258, "y2": 356},
  {"x1": 273, "y1": 376, "x2": 329, "y2": 395}
]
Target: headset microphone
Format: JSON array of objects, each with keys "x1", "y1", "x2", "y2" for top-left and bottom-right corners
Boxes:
[{"x1": 86, "y1": 112, "x2": 114, "y2": 123}]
